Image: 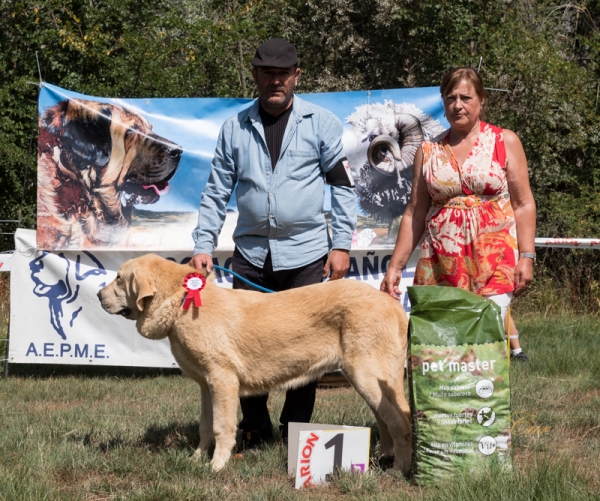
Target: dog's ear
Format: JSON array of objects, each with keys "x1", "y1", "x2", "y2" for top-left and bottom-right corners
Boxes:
[
  {"x1": 60, "y1": 100, "x2": 113, "y2": 172},
  {"x1": 39, "y1": 101, "x2": 70, "y2": 153},
  {"x1": 132, "y1": 271, "x2": 156, "y2": 312},
  {"x1": 41, "y1": 100, "x2": 69, "y2": 134}
]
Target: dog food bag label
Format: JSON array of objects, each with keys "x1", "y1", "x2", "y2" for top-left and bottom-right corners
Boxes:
[{"x1": 407, "y1": 286, "x2": 512, "y2": 485}]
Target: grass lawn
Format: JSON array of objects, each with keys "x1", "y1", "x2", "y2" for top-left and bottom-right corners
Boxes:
[{"x1": 1, "y1": 315, "x2": 599, "y2": 500}]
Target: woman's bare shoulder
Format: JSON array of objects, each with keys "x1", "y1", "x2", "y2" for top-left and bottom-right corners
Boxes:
[
  {"x1": 430, "y1": 128, "x2": 450, "y2": 143},
  {"x1": 501, "y1": 128, "x2": 523, "y2": 148}
]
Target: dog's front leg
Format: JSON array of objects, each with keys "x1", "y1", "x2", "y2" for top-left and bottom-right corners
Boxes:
[
  {"x1": 195, "y1": 379, "x2": 215, "y2": 455},
  {"x1": 208, "y1": 377, "x2": 239, "y2": 471}
]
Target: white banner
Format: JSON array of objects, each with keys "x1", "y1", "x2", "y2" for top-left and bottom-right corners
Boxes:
[{"x1": 9, "y1": 228, "x2": 418, "y2": 367}]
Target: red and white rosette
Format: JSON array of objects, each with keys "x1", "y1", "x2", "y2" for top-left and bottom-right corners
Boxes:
[{"x1": 182, "y1": 273, "x2": 206, "y2": 310}]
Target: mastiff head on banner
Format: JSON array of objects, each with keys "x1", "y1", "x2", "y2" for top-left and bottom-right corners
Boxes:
[{"x1": 37, "y1": 99, "x2": 182, "y2": 250}]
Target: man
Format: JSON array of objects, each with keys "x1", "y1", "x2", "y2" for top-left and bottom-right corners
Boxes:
[{"x1": 191, "y1": 38, "x2": 356, "y2": 453}]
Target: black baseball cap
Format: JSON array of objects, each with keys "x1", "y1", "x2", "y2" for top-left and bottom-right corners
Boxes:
[{"x1": 251, "y1": 38, "x2": 298, "y2": 68}]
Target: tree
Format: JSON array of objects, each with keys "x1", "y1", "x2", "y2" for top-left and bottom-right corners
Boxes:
[{"x1": 1, "y1": 0, "x2": 599, "y2": 308}]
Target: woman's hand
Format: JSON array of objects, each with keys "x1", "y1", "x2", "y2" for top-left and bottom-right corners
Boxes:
[
  {"x1": 380, "y1": 267, "x2": 403, "y2": 299},
  {"x1": 513, "y1": 257, "x2": 534, "y2": 297}
]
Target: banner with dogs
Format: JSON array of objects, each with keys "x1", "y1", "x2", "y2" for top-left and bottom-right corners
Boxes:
[
  {"x1": 9, "y1": 229, "x2": 418, "y2": 367},
  {"x1": 37, "y1": 83, "x2": 448, "y2": 251}
]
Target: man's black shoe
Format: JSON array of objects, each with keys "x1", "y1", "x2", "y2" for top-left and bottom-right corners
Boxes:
[
  {"x1": 378, "y1": 455, "x2": 395, "y2": 470},
  {"x1": 234, "y1": 430, "x2": 267, "y2": 458},
  {"x1": 279, "y1": 425, "x2": 288, "y2": 449}
]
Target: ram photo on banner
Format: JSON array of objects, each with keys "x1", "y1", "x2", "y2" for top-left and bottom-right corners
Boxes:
[{"x1": 36, "y1": 83, "x2": 448, "y2": 251}]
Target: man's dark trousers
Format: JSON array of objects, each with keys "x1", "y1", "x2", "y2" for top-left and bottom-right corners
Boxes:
[{"x1": 231, "y1": 247, "x2": 327, "y2": 441}]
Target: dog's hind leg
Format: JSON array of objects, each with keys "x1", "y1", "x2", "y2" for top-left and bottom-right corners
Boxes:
[
  {"x1": 373, "y1": 410, "x2": 394, "y2": 458},
  {"x1": 379, "y1": 379, "x2": 412, "y2": 474},
  {"x1": 345, "y1": 369, "x2": 412, "y2": 474},
  {"x1": 195, "y1": 379, "x2": 215, "y2": 455},
  {"x1": 208, "y1": 375, "x2": 240, "y2": 471}
]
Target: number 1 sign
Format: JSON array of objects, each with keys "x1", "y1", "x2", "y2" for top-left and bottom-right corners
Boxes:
[{"x1": 290, "y1": 424, "x2": 371, "y2": 488}]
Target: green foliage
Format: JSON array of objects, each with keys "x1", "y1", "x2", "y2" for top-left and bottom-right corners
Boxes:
[{"x1": 0, "y1": 0, "x2": 599, "y2": 304}]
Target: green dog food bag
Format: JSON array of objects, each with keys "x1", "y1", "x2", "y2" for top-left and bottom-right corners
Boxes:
[{"x1": 407, "y1": 286, "x2": 512, "y2": 485}]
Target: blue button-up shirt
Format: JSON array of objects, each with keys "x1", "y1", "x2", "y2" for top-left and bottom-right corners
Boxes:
[{"x1": 192, "y1": 95, "x2": 356, "y2": 271}]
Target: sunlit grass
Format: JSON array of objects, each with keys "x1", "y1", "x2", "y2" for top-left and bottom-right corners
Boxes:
[{"x1": 0, "y1": 315, "x2": 598, "y2": 500}]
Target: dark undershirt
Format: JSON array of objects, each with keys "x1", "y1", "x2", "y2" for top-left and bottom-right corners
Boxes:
[{"x1": 259, "y1": 103, "x2": 293, "y2": 170}]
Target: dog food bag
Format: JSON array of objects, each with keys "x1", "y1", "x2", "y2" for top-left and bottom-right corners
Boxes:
[{"x1": 407, "y1": 286, "x2": 512, "y2": 485}]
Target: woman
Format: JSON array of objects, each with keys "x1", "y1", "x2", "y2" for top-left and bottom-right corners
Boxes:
[{"x1": 380, "y1": 68, "x2": 536, "y2": 359}]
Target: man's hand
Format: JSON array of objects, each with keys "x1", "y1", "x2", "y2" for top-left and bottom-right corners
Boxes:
[
  {"x1": 323, "y1": 249, "x2": 350, "y2": 281},
  {"x1": 191, "y1": 253, "x2": 213, "y2": 273}
]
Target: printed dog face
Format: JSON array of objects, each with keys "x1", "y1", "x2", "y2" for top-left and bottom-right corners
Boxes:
[{"x1": 37, "y1": 99, "x2": 183, "y2": 249}]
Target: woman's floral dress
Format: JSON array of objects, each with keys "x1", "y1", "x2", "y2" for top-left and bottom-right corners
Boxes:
[{"x1": 414, "y1": 121, "x2": 518, "y2": 296}]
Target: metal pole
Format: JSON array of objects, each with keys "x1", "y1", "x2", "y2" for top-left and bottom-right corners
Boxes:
[
  {"x1": 36, "y1": 51, "x2": 43, "y2": 84},
  {"x1": 2, "y1": 319, "x2": 9, "y2": 378}
]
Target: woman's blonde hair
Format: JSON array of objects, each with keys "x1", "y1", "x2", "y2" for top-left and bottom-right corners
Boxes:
[{"x1": 440, "y1": 67, "x2": 486, "y2": 102}]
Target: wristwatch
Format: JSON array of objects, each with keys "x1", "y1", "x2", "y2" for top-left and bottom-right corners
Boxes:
[{"x1": 520, "y1": 252, "x2": 536, "y2": 263}]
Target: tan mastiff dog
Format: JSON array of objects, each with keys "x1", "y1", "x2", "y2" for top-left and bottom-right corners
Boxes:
[
  {"x1": 37, "y1": 99, "x2": 182, "y2": 249},
  {"x1": 98, "y1": 254, "x2": 411, "y2": 472}
]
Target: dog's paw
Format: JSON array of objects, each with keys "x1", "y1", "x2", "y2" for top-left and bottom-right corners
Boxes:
[
  {"x1": 210, "y1": 447, "x2": 234, "y2": 471},
  {"x1": 393, "y1": 456, "x2": 412, "y2": 477},
  {"x1": 210, "y1": 457, "x2": 228, "y2": 472}
]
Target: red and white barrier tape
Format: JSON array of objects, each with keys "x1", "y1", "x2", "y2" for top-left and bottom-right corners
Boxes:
[
  {"x1": 534, "y1": 238, "x2": 600, "y2": 249},
  {"x1": 0, "y1": 238, "x2": 598, "y2": 274}
]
